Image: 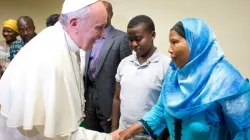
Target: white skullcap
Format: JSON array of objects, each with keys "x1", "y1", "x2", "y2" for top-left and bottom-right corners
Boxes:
[{"x1": 61, "y1": 0, "x2": 98, "y2": 14}]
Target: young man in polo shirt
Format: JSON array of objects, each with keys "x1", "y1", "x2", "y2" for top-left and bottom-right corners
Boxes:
[{"x1": 111, "y1": 15, "x2": 171, "y2": 139}]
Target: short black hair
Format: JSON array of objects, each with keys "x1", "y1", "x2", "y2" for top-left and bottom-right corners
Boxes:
[
  {"x1": 17, "y1": 16, "x2": 34, "y2": 26},
  {"x1": 46, "y1": 14, "x2": 60, "y2": 27},
  {"x1": 127, "y1": 15, "x2": 155, "y2": 32}
]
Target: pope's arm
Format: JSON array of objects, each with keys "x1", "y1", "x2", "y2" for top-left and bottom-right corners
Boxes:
[
  {"x1": 70, "y1": 127, "x2": 112, "y2": 140},
  {"x1": 20, "y1": 127, "x2": 113, "y2": 140}
]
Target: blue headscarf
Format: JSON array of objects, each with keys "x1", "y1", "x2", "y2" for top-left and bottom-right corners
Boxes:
[{"x1": 163, "y1": 18, "x2": 249, "y2": 119}]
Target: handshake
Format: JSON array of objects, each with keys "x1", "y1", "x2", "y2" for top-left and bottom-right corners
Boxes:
[{"x1": 110, "y1": 129, "x2": 131, "y2": 140}]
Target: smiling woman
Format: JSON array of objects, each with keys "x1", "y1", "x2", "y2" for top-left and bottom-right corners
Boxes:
[
  {"x1": 0, "y1": 19, "x2": 18, "y2": 78},
  {"x1": 1, "y1": 19, "x2": 18, "y2": 48}
]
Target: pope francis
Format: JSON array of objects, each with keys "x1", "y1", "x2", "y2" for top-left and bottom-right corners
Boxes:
[{"x1": 0, "y1": 0, "x2": 121, "y2": 139}]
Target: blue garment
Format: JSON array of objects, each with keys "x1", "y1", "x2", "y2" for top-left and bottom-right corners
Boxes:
[
  {"x1": 139, "y1": 18, "x2": 250, "y2": 140},
  {"x1": 9, "y1": 39, "x2": 24, "y2": 61},
  {"x1": 165, "y1": 18, "x2": 247, "y2": 119},
  {"x1": 140, "y1": 81, "x2": 250, "y2": 140}
]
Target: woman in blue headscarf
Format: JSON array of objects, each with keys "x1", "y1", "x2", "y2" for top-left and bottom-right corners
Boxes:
[{"x1": 117, "y1": 18, "x2": 250, "y2": 140}]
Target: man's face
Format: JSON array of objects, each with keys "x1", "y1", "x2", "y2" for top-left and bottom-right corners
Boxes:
[
  {"x1": 18, "y1": 19, "x2": 36, "y2": 43},
  {"x1": 127, "y1": 24, "x2": 155, "y2": 57},
  {"x1": 77, "y1": 2, "x2": 107, "y2": 51}
]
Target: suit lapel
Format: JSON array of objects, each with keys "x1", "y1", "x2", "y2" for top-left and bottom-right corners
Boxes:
[{"x1": 95, "y1": 26, "x2": 116, "y2": 76}]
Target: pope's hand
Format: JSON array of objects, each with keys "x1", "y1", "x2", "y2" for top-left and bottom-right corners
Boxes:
[{"x1": 110, "y1": 129, "x2": 123, "y2": 140}]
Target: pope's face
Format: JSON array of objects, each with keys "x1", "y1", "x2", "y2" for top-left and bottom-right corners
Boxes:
[{"x1": 77, "y1": 2, "x2": 107, "y2": 51}]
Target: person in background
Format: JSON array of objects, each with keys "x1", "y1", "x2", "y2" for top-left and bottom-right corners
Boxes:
[
  {"x1": 0, "y1": 19, "x2": 18, "y2": 78},
  {"x1": 0, "y1": 0, "x2": 122, "y2": 139},
  {"x1": 10, "y1": 16, "x2": 36, "y2": 61},
  {"x1": 46, "y1": 14, "x2": 60, "y2": 27},
  {"x1": 116, "y1": 18, "x2": 250, "y2": 140},
  {"x1": 84, "y1": 0, "x2": 131, "y2": 133},
  {"x1": 111, "y1": 15, "x2": 171, "y2": 139}
]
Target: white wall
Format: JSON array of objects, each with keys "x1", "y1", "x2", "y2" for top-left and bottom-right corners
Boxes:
[
  {"x1": 109, "y1": 0, "x2": 250, "y2": 78},
  {"x1": 1, "y1": 0, "x2": 249, "y2": 77}
]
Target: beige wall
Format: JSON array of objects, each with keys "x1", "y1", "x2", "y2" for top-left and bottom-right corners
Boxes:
[
  {"x1": 1, "y1": 0, "x2": 249, "y2": 78},
  {"x1": 0, "y1": 0, "x2": 63, "y2": 36}
]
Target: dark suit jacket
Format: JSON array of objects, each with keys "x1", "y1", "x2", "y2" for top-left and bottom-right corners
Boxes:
[{"x1": 84, "y1": 26, "x2": 132, "y2": 117}]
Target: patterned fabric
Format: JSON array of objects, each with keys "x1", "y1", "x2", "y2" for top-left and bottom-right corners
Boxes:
[
  {"x1": 0, "y1": 42, "x2": 10, "y2": 75},
  {"x1": 139, "y1": 119, "x2": 157, "y2": 139},
  {"x1": 9, "y1": 39, "x2": 24, "y2": 61}
]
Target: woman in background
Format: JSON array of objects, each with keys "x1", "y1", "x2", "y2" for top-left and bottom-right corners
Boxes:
[
  {"x1": 0, "y1": 19, "x2": 18, "y2": 78},
  {"x1": 118, "y1": 18, "x2": 250, "y2": 140}
]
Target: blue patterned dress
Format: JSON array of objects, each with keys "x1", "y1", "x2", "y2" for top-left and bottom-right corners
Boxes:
[{"x1": 9, "y1": 39, "x2": 24, "y2": 61}]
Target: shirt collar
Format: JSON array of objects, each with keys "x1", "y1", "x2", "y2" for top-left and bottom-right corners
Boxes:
[
  {"x1": 103, "y1": 25, "x2": 112, "y2": 39},
  {"x1": 23, "y1": 33, "x2": 37, "y2": 45},
  {"x1": 20, "y1": 39, "x2": 25, "y2": 44},
  {"x1": 64, "y1": 30, "x2": 80, "y2": 53},
  {"x1": 129, "y1": 48, "x2": 161, "y2": 64},
  {"x1": 15, "y1": 39, "x2": 25, "y2": 46}
]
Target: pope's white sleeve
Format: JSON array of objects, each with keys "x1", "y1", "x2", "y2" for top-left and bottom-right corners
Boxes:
[{"x1": 70, "y1": 127, "x2": 112, "y2": 140}]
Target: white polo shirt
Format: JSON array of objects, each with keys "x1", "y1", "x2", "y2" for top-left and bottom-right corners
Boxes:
[{"x1": 116, "y1": 49, "x2": 170, "y2": 131}]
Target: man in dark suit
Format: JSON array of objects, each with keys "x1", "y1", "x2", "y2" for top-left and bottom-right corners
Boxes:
[{"x1": 84, "y1": 1, "x2": 132, "y2": 133}]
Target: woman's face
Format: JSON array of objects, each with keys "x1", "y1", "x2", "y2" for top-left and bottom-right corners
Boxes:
[
  {"x1": 2, "y1": 27, "x2": 18, "y2": 42},
  {"x1": 168, "y1": 30, "x2": 190, "y2": 68}
]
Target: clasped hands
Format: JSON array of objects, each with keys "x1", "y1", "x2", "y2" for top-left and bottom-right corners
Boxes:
[{"x1": 110, "y1": 129, "x2": 131, "y2": 140}]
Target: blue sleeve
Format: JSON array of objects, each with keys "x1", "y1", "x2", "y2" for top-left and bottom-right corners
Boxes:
[
  {"x1": 138, "y1": 90, "x2": 167, "y2": 139},
  {"x1": 219, "y1": 81, "x2": 250, "y2": 139}
]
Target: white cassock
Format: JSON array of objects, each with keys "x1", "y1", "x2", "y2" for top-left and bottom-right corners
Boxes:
[{"x1": 0, "y1": 22, "x2": 112, "y2": 140}]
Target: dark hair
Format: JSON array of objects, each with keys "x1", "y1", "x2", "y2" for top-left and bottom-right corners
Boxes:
[
  {"x1": 17, "y1": 16, "x2": 34, "y2": 26},
  {"x1": 171, "y1": 21, "x2": 185, "y2": 39},
  {"x1": 127, "y1": 15, "x2": 155, "y2": 32},
  {"x1": 46, "y1": 14, "x2": 60, "y2": 27}
]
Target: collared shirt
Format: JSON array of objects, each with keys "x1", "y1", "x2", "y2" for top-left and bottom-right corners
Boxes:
[
  {"x1": 115, "y1": 49, "x2": 170, "y2": 139},
  {"x1": 64, "y1": 30, "x2": 80, "y2": 53},
  {"x1": 87, "y1": 26, "x2": 112, "y2": 81},
  {"x1": 64, "y1": 29, "x2": 83, "y2": 98},
  {"x1": 9, "y1": 39, "x2": 24, "y2": 61}
]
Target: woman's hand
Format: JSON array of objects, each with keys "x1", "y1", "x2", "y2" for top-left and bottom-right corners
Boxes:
[
  {"x1": 119, "y1": 129, "x2": 133, "y2": 140},
  {"x1": 110, "y1": 129, "x2": 123, "y2": 140},
  {"x1": 119, "y1": 122, "x2": 144, "y2": 140}
]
